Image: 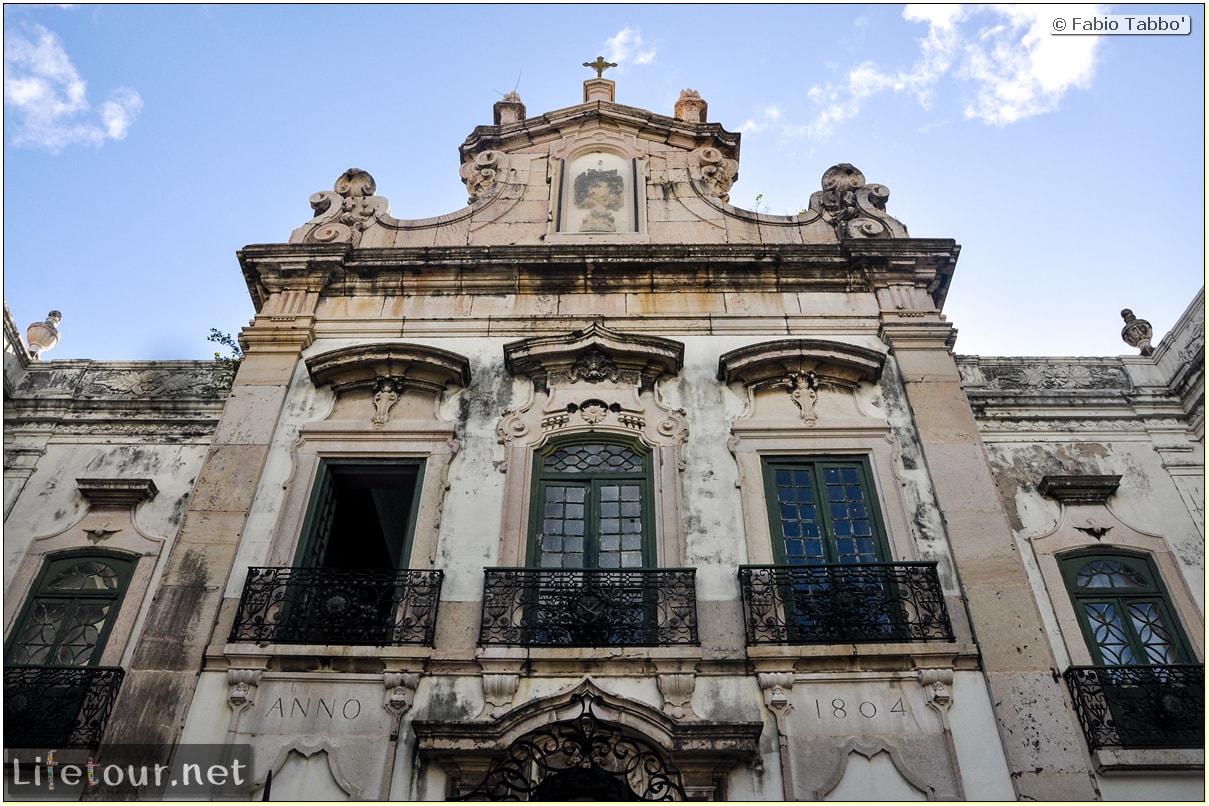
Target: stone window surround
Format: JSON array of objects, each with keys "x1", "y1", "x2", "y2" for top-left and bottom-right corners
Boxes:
[
  {"x1": 258, "y1": 343, "x2": 471, "y2": 573},
  {"x1": 1030, "y1": 475, "x2": 1204, "y2": 670},
  {"x1": 718, "y1": 339, "x2": 921, "y2": 566},
  {"x1": 495, "y1": 325, "x2": 687, "y2": 569},
  {"x1": 1029, "y1": 475, "x2": 1205, "y2": 772},
  {"x1": 2, "y1": 478, "x2": 164, "y2": 669}
]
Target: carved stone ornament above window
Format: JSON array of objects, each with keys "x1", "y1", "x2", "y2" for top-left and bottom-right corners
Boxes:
[
  {"x1": 1038, "y1": 475, "x2": 1122, "y2": 505},
  {"x1": 306, "y1": 343, "x2": 470, "y2": 427},
  {"x1": 505, "y1": 322, "x2": 683, "y2": 392},
  {"x1": 719, "y1": 339, "x2": 886, "y2": 427}
]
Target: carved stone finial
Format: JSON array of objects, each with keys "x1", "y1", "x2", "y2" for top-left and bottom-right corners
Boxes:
[
  {"x1": 1120, "y1": 309, "x2": 1155, "y2": 356},
  {"x1": 494, "y1": 92, "x2": 526, "y2": 125},
  {"x1": 334, "y1": 168, "x2": 376, "y2": 199},
  {"x1": 583, "y1": 56, "x2": 618, "y2": 78},
  {"x1": 26, "y1": 310, "x2": 62, "y2": 359},
  {"x1": 674, "y1": 89, "x2": 708, "y2": 123}
]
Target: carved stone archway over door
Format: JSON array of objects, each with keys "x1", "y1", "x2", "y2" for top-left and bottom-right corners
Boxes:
[{"x1": 413, "y1": 678, "x2": 762, "y2": 801}]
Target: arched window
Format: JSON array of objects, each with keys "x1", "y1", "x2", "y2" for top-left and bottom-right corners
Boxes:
[
  {"x1": 529, "y1": 438, "x2": 653, "y2": 570},
  {"x1": 1060, "y1": 551, "x2": 1193, "y2": 667},
  {"x1": 6, "y1": 552, "x2": 134, "y2": 667}
]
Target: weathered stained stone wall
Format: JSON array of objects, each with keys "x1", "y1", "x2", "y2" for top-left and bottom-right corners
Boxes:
[{"x1": 2, "y1": 356, "x2": 227, "y2": 676}]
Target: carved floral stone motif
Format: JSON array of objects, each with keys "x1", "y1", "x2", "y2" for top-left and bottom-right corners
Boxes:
[
  {"x1": 656, "y1": 673, "x2": 696, "y2": 720},
  {"x1": 460, "y1": 150, "x2": 506, "y2": 204},
  {"x1": 569, "y1": 349, "x2": 620, "y2": 383},
  {"x1": 227, "y1": 668, "x2": 262, "y2": 711},
  {"x1": 961, "y1": 362, "x2": 1132, "y2": 391}
]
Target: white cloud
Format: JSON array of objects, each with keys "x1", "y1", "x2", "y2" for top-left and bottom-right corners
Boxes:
[
  {"x1": 737, "y1": 106, "x2": 782, "y2": 134},
  {"x1": 960, "y1": 6, "x2": 1098, "y2": 125},
  {"x1": 800, "y1": 4, "x2": 1101, "y2": 139},
  {"x1": 605, "y1": 27, "x2": 656, "y2": 67},
  {"x1": 4, "y1": 23, "x2": 142, "y2": 152}
]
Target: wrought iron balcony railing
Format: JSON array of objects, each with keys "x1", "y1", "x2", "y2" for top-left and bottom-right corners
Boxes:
[
  {"x1": 4, "y1": 665, "x2": 125, "y2": 748},
  {"x1": 230, "y1": 566, "x2": 442, "y2": 645},
  {"x1": 1064, "y1": 664, "x2": 1204, "y2": 751},
  {"x1": 479, "y1": 568, "x2": 698, "y2": 647},
  {"x1": 738, "y1": 562, "x2": 954, "y2": 645}
]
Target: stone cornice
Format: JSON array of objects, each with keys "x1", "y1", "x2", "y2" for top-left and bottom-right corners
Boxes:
[
  {"x1": 717, "y1": 338, "x2": 886, "y2": 387},
  {"x1": 460, "y1": 99, "x2": 741, "y2": 163},
  {"x1": 234, "y1": 241, "x2": 959, "y2": 305},
  {"x1": 305, "y1": 342, "x2": 471, "y2": 393}
]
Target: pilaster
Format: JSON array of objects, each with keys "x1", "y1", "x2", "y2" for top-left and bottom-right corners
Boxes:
[
  {"x1": 880, "y1": 320, "x2": 1098, "y2": 801},
  {"x1": 92, "y1": 245, "x2": 339, "y2": 792}
]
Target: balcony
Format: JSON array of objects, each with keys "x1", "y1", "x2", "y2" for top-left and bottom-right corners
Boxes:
[
  {"x1": 738, "y1": 563, "x2": 954, "y2": 645},
  {"x1": 4, "y1": 665, "x2": 125, "y2": 748},
  {"x1": 478, "y1": 568, "x2": 698, "y2": 647},
  {"x1": 229, "y1": 567, "x2": 442, "y2": 645},
  {"x1": 1064, "y1": 664, "x2": 1204, "y2": 751}
]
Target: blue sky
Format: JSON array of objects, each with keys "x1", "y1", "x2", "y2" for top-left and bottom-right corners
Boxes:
[{"x1": 4, "y1": 4, "x2": 1204, "y2": 360}]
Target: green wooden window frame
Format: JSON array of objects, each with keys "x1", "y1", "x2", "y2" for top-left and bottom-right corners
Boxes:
[
  {"x1": 528, "y1": 437, "x2": 655, "y2": 569},
  {"x1": 761, "y1": 457, "x2": 891, "y2": 565},
  {"x1": 5, "y1": 551, "x2": 135, "y2": 667},
  {"x1": 1060, "y1": 550, "x2": 1194, "y2": 667},
  {"x1": 295, "y1": 458, "x2": 426, "y2": 571}
]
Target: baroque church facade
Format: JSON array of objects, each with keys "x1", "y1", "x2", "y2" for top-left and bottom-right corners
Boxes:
[{"x1": 3, "y1": 70, "x2": 1203, "y2": 801}]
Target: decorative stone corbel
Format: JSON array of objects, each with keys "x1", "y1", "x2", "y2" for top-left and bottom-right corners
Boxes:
[
  {"x1": 757, "y1": 672, "x2": 796, "y2": 717},
  {"x1": 227, "y1": 668, "x2": 262, "y2": 711},
  {"x1": 657, "y1": 673, "x2": 697, "y2": 720},
  {"x1": 481, "y1": 673, "x2": 520, "y2": 719},
  {"x1": 384, "y1": 672, "x2": 421, "y2": 718},
  {"x1": 918, "y1": 668, "x2": 953, "y2": 714}
]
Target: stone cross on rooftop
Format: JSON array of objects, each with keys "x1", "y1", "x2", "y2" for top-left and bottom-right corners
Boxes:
[{"x1": 583, "y1": 56, "x2": 618, "y2": 78}]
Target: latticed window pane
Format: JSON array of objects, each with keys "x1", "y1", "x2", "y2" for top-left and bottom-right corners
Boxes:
[
  {"x1": 539, "y1": 486, "x2": 588, "y2": 568},
  {"x1": 8, "y1": 555, "x2": 133, "y2": 668},
  {"x1": 774, "y1": 468, "x2": 823, "y2": 564},
  {"x1": 1128, "y1": 602, "x2": 1179, "y2": 664},
  {"x1": 766, "y1": 459, "x2": 887, "y2": 566},
  {"x1": 1076, "y1": 559, "x2": 1146, "y2": 589},
  {"x1": 544, "y1": 443, "x2": 644, "y2": 473},
  {"x1": 47, "y1": 561, "x2": 120, "y2": 591},
  {"x1": 598, "y1": 484, "x2": 644, "y2": 568},
  {"x1": 1083, "y1": 602, "x2": 1135, "y2": 665},
  {"x1": 1063, "y1": 551, "x2": 1193, "y2": 669}
]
